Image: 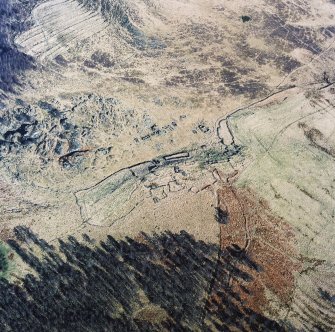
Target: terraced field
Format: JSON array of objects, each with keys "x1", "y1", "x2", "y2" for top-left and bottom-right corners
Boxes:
[
  {"x1": 16, "y1": 0, "x2": 109, "y2": 62},
  {"x1": 0, "y1": 0, "x2": 335, "y2": 330}
]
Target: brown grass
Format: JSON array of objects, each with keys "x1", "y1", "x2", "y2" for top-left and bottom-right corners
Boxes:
[{"x1": 216, "y1": 184, "x2": 301, "y2": 315}]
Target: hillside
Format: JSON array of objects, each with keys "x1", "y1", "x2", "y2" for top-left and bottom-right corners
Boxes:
[{"x1": 0, "y1": 0, "x2": 334, "y2": 330}]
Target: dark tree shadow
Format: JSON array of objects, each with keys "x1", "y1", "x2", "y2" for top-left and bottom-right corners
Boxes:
[{"x1": 0, "y1": 226, "x2": 285, "y2": 331}]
